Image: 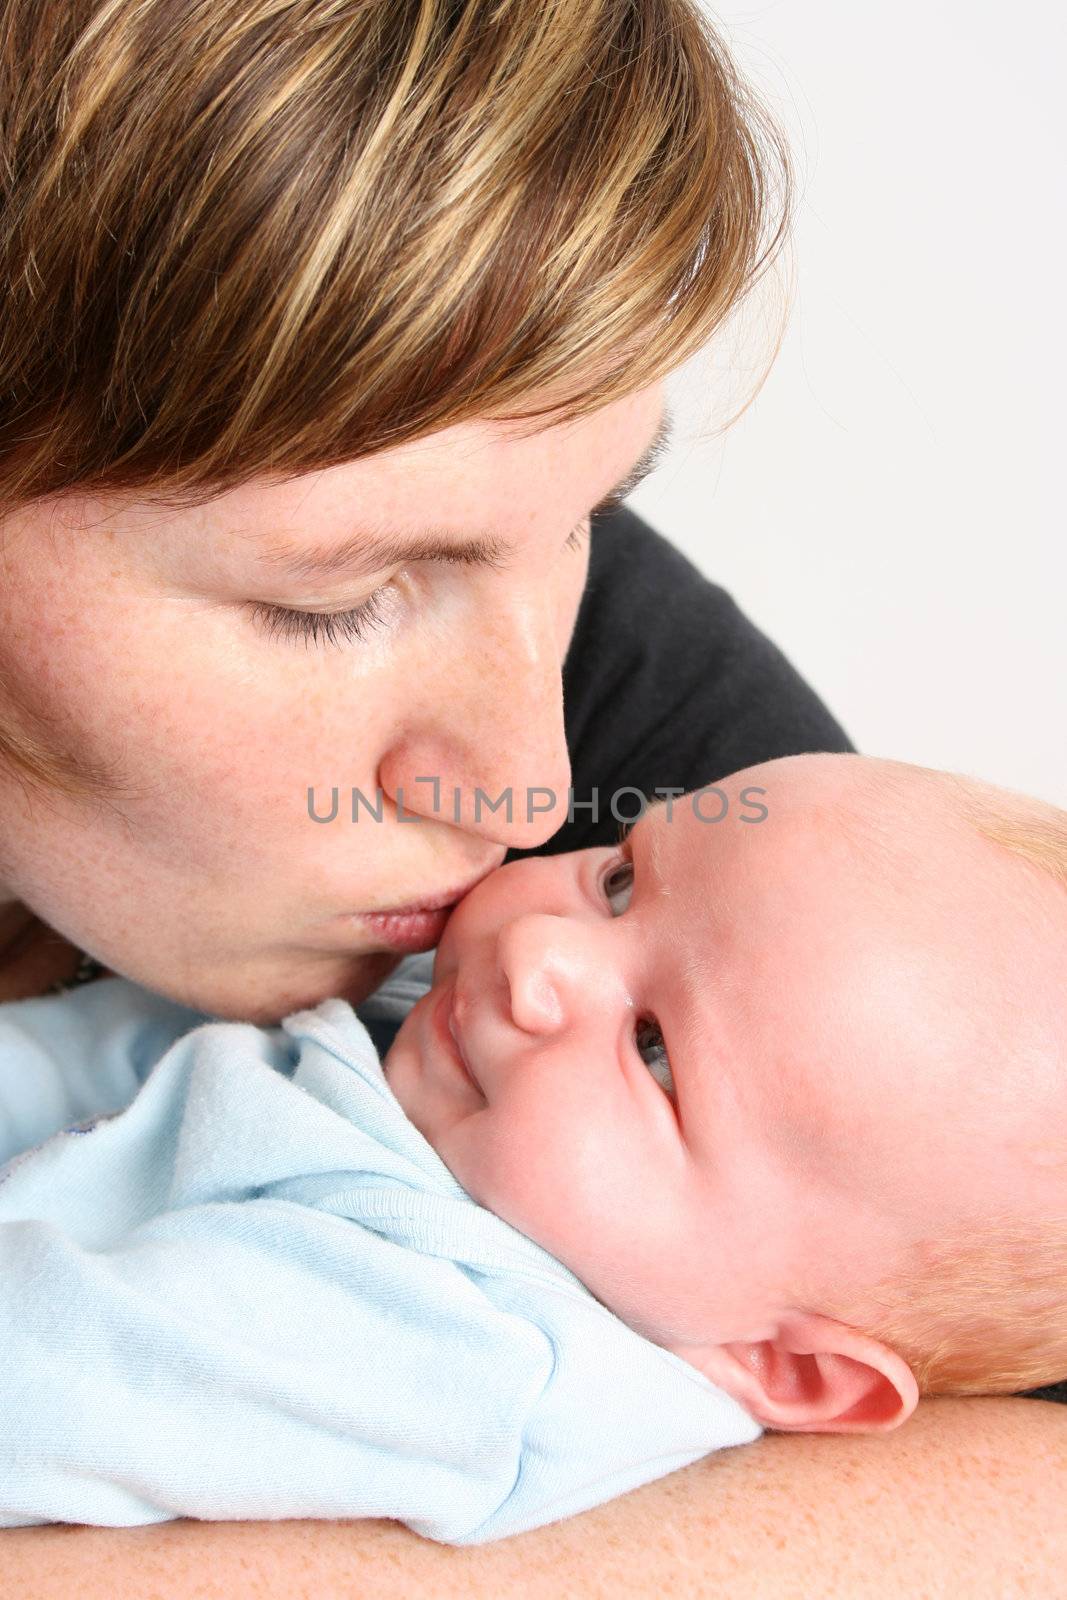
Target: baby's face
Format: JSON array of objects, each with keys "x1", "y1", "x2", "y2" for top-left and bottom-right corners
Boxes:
[{"x1": 383, "y1": 752, "x2": 1063, "y2": 1349}]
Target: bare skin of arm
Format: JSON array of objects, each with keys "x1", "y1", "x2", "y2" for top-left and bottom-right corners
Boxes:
[
  {"x1": 3, "y1": 1398, "x2": 1064, "y2": 1600},
  {"x1": 1, "y1": 940, "x2": 1063, "y2": 1594}
]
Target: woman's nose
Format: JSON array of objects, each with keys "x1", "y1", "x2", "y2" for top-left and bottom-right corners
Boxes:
[{"x1": 379, "y1": 586, "x2": 573, "y2": 851}]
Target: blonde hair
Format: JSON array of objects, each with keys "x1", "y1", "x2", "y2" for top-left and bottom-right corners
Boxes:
[
  {"x1": 853, "y1": 1215, "x2": 1067, "y2": 1397},
  {"x1": 0, "y1": 0, "x2": 794, "y2": 793},
  {"x1": 830, "y1": 764, "x2": 1067, "y2": 1397}
]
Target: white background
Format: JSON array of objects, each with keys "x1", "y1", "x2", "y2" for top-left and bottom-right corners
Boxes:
[{"x1": 627, "y1": 2, "x2": 1065, "y2": 806}]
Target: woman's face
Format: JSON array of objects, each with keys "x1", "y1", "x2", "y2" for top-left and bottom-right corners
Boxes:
[{"x1": 0, "y1": 383, "x2": 664, "y2": 1021}]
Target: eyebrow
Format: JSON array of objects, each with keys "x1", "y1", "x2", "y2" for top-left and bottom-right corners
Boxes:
[
  {"x1": 624, "y1": 796, "x2": 670, "y2": 901},
  {"x1": 255, "y1": 404, "x2": 675, "y2": 582}
]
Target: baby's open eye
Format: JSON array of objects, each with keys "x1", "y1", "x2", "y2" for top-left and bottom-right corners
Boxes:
[
  {"x1": 602, "y1": 854, "x2": 675, "y2": 1100},
  {"x1": 635, "y1": 1015, "x2": 674, "y2": 1098},
  {"x1": 602, "y1": 858, "x2": 634, "y2": 916}
]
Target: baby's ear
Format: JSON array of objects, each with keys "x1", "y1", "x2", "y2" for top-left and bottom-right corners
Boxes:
[{"x1": 669, "y1": 1312, "x2": 920, "y2": 1434}]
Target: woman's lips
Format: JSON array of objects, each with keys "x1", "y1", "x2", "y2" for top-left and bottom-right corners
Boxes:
[
  {"x1": 358, "y1": 906, "x2": 454, "y2": 952},
  {"x1": 372, "y1": 886, "x2": 471, "y2": 915},
  {"x1": 350, "y1": 861, "x2": 503, "y2": 952}
]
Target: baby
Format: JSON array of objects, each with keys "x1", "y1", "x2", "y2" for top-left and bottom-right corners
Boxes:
[
  {"x1": 0, "y1": 750, "x2": 1064, "y2": 1541},
  {"x1": 384, "y1": 749, "x2": 1067, "y2": 1418}
]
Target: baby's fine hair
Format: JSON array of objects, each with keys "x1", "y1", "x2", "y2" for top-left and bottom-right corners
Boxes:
[{"x1": 828, "y1": 760, "x2": 1067, "y2": 1397}]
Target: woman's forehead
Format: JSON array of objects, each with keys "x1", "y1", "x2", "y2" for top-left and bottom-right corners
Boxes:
[{"x1": 18, "y1": 390, "x2": 664, "y2": 593}]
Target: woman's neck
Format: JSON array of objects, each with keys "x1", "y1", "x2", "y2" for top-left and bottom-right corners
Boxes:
[
  {"x1": 0, "y1": 899, "x2": 85, "y2": 1003},
  {"x1": 0, "y1": 895, "x2": 32, "y2": 952}
]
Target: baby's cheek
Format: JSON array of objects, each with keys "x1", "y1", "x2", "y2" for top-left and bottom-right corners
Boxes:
[
  {"x1": 448, "y1": 1103, "x2": 571, "y2": 1237},
  {"x1": 497, "y1": 1120, "x2": 635, "y2": 1276}
]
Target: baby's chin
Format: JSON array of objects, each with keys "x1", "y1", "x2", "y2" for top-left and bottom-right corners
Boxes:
[{"x1": 380, "y1": 981, "x2": 439, "y2": 1085}]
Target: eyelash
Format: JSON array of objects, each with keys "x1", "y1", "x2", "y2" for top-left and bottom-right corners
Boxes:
[
  {"x1": 249, "y1": 588, "x2": 395, "y2": 649},
  {"x1": 601, "y1": 837, "x2": 674, "y2": 1097},
  {"x1": 249, "y1": 497, "x2": 620, "y2": 651}
]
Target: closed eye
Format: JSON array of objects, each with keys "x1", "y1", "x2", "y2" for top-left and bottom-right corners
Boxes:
[
  {"x1": 248, "y1": 586, "x2": 398, "y2": 648},
  {"x1": 249, "y1": 510, "x2": 601, "y2": 651}
]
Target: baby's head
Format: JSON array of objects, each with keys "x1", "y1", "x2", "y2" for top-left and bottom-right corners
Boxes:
[{"x1": 382, "y1": 752, "x2": 1067, "y2": 1432}]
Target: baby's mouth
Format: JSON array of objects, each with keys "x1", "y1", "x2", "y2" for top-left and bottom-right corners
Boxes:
[
  {"x1": 446, "y1": 983, "x2": 482, "y2": 1092},
  {"x1": 428, "y1": 978, "x2": 481, "y2": 1094}
]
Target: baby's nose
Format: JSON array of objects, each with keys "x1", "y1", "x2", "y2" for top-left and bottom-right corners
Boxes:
[
  {"x1": 497, "y1": 915, "x2": 576, "y2": 1038},
  {"x1": 508, "y1": 966, "x2": 564, "y2": 1036}
]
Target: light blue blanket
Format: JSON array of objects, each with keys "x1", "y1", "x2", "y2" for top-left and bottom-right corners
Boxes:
[{"x1": 0, "y1": 959, "x2": 759, "y2": 1543}]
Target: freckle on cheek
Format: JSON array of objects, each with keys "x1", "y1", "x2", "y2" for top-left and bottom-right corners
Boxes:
[{"x1": 0, "y1": 637, "x2": 132, "y2": 797}]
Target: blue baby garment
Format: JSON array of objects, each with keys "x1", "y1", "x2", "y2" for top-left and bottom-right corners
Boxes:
[{"x1": 0, "y1": 964, "x2": 760, "y2": 1543}]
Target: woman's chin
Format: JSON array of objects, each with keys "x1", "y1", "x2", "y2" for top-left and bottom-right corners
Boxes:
[
  {"x1": 171, "y1": 948, "x2": 405, "y2": 1026},
  {"x1": 331, "y1": 948, "x2": 407, "y2": 1007}
]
